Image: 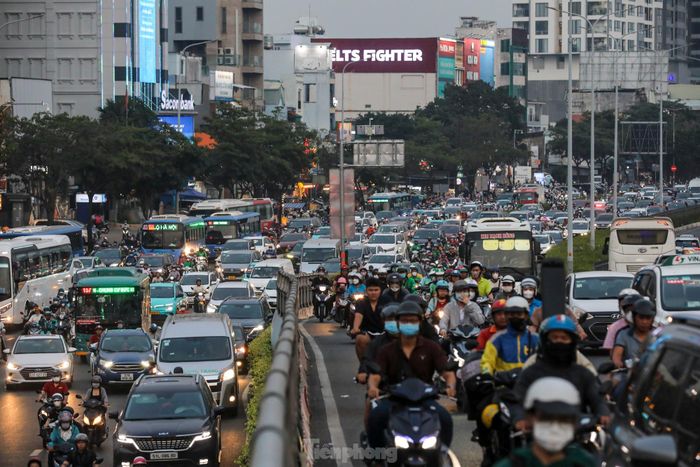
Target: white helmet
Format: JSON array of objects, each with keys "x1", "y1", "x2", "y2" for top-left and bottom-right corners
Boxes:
[
  {"x1": 524, "y1": 377, "x2": 581, "y2": 416},
  {"x1": 505, "y1": 296, "x2": 529, "y2": 313}
]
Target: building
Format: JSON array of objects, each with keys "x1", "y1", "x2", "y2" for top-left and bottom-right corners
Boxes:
[
  {"x1": 454, "y1": 17, "x2": 498, "y2": 88},
  {"x1": 496, "y1": 28, "x2": 528, "y2": 100},
  {"x1": 656, "y1": 0, "x2": 689, "y2": 84},
  {"x1": 0, "y1": 0, "x2": 169, "y2": 118},
  {"x1": 691, "y1": 0, "x2": 700, "y2": 82}
]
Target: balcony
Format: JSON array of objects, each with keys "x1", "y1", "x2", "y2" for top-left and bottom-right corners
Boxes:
[
  {"x1": 242, "y1": 55, "x2": 263, "y2": 73},
  {"x1": 242, "y1": 0, "x2": 263, "y2": 10},
  {"x1": 242, "y1": 22, "x2": 263, "y2": 41}
]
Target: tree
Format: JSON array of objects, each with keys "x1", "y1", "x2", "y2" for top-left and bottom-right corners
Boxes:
[{"x1": 98, "y1": 97, "x2": 159, "y2": 128}]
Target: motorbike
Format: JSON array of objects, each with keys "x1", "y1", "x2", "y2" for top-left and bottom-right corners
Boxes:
[
  {"x1": 25, "y1": 321, "x2": 46, "y2": 335},
  {"x1": 478, "y1": 368, "x2": 524, "y2": 463},
  {"x1": 55, "y1": 312, "x2": 72, "y2": 342},
  {"x1": 37, "y1": 399, "x2": 62, "y2": 448},
  {"x1": 445, "y1": 325, "x2": 480, "y2": 412},
  {"x1": 76, "y1": 394, "x2": 107, "y2": 447},
  {"x1": 194, "y1": 292, "x2": 207, "y2": 313},
  {"x1": 476, "y1": 296, "x2": 491, "y2": 321},
  {"x1": 0, "y1": 320, "x2": 6, "y2": 355},
  {"x1": 333, "y1": 295, "x2": 356, "y2": 328},
  {"x1": 195, "y1": 255, "x2": 208, "y2": 272},
  {"x1": 50, "y1": 439, "x2": 76, "y2": 467},
  {"x1": 314, "y1": 285, "x2": 333, "y2": 323}
]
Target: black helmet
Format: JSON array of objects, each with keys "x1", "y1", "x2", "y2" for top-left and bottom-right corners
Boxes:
[
  {"x1": 396, "y1": 300, "x2": 423, "y2": 318},
  {"x1": 91, "y1": 375, "x2": 102, "y2": 385},
  {"x1": 402, "y1": 294, "x2": 427, "y2": 310},
  {"x1": 633, "y1": 298, "x2": 656, "y2": 317},
  {"x1": 621, "y1": 294, "x2": 643, "y2": 311},
  {"x1": 452, "y1": 280, "x2": 469, "y2": 292},
  {"x1": 387, "y1": 272, "x2": 402, "y2": 284},
  {"x1": 382, "y1": 304, "x2": 400, "y2": 320}
]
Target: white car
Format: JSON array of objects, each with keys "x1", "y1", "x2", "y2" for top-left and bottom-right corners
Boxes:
[
  {"x1": 207, "y1": 281, "x2": 257, "y2": 313},
  {"x1": 366, "y1": 233, "x2": 407, "y2": 256},
  {"x1": 245, "y1": 235, "x2": 276, "y2": 255},
  {"x1": 180, "y1": 271, "x2": 219, "y2": 303},
  {"x1": 4, "y1": 335, "x2": 76, "y2": 388},
  {"x1": 571, "y1": 219, "x2": 591, "y2": 236},
  {"x1": 247, "y1": 258, "x2": 295, "y2": 294},
  {"x1": 364, "y1": 253, "x2": 403, "y2": 273},
  {"x1": 262, "y1": 278, "x2": 279, "y2": 310}
]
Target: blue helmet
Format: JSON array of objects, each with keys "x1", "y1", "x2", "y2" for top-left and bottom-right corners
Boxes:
[
  {"x1": 435, "y1": 280, "x2": 450, "y2": 290},
  {"x1": 540, "y1": 314, "x2": 578, "y2": 338}
]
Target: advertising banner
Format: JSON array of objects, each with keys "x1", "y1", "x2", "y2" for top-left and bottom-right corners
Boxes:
[
  {"x1": 213, "y1": 70, "x2": 234, "y2": 101},
  {"x1": 314, "y1": 38, "x2": 438, "y2": 73},
  {"x1": 437, "y1": 38, "x2": 456, "y2": 98},
  {"x1": 329, "y1": 168, "x2": 355, "y2": 241},
  {"x1": 294, "y1": 44, "x2": 331, "y2": 72},
  {"x1": 138, "y1": 0, "x2": 157, "y2": 83},
  {"x1": 464, "y1": 38, "x2": 481, "y2": 83},
  {"x1": 479, "y1": 39, "x2": 495, "y2": 88},
  {"x1": 158, "y1": 115, "x2": 195, "y2": 139}
]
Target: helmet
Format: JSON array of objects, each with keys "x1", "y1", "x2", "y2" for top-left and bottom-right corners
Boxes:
[
  {"x1": 435, "y1": 280, "x2": 450, "y2": 290},
  {"x1": 396, "y1": 300, "x2": 423, "y2": 318},
  {"x1": 91, "y1": 375, "x2": 102, "y2": 385},
  {"x1": 382, "y1": 304, "x2": 400, "y2": 320},
  {"x1": 58, "y1": 410, "x2": 73, "y2": 423},
  {"x1": 95, "y1": 325, "x2": 103, "y2": 331},
  {"x1": 621, "y1": 294, "x2": 643, "y2": 311},
  {"x1": 540, "y1": 315, "x2": 578, "y2": 339},
  {"x1": 410, "y1": 264, "x2": 418, "y2": 271},
  {"x1": 501, "y1": 275, "x2": 515, "y2": 285},
  {"x1": 618, "y1": 288, "x2": 640, "y2": 300},
  {"x1": 336, "y1": 277, "x2": 348, "y2": 285},
  {"x1": 397, "y1": 265, "x2": 408, "y2": 273},
  {"x1": 75, "y1": 433, "x2": 89, "y2": 443},
  {"x1": 387, "y1": 272, "x2": 402, "y2": 284},
  {"x1": 316, "y1": 266, "x2": 326, "y2": 273},
  {"x1": 491, "y1": 298, "x2": 507, "y2": 313},
  {"x1": 452, "y1": 280, "x2": 469, "y2": 293},
  {"x1": 505, "y1": 296, "x2": 530, "y2": 313},
  {"x1": 633, "y1": 298, "x2": 656, "y2": 317},
  {"x1": 450, "y1": 270, "x2": 461, "y2": 277},
  {"x1": 132, "y1": 457, "x2": 148, "y2": 465},
  {"x1": 51, "y1": 393, "x2": 64, "y2": 403},
  {"x1": 524, "y1": 377, "x2": 581, "y2": 417},
  {"x1": 464, "y1": 278, "x2": 478, "y2": 289},
  {"x1": 469, "y1": 260, "x2": 484, "y2": 270},
  {"x1": 521, "y1": 277, "x2": 538, "y2": 290},
  {"x1": 403, "y1": 294, "x2": 427, "y2": 309}
]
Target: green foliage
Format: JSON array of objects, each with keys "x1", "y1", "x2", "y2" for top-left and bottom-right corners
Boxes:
[
  {"x1": 236, "y1": 326, "x2": 273, "y2": 466},
  {"x1": 545, "y1": 231, "x2": 609, "y2": 272}
]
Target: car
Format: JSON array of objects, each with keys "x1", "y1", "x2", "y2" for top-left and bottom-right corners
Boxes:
[
  {"x1": 375, "y1": 210, "x2": 396, "y2": 223},
  {"x1": 72, "y1": 255, "x2": 105, "y2": 270},
  {"x1": 311, "y1": 226, "x2": 331, "y2": 239},
  {"x1": 206, "y1": 281, "x2": 256, "y2": 313},
  {"x1": 287, "y1": 217, "x2": 321, "y2": 231},
  {"x1": 244, "y1": 235, "x2": 276, "y2": 255},
  {"x1": 220, "y1": 238, "x2": 255, "y2": 252},
  {"x1": 675, "y1": 234, "x2": 700, "y2": 254},
  {"x1": 94, "y1": 248, "x2": 123, "y2": 266},
  {"x1": 565, "y1": 271, "x2": 634, "y2": 346},
  {"x1": 532, "y1": 234, "x2": 554, "y2": 255},
  {"x1": 217, "y1": 297, "x2": 272, "y2": 340},
  {"x1": 150, "y1": 282, "x2": 188, "y2": 322},
  {"x1": 445, "y1": 197, "x2": 463, "y2": 207},
  {"x1": 438, "y1": 224, "x2": 462, "y2": 240},
  {"x1": 646, "y1": 205, "x2": 665, "y2": 216},
  {"x1": 509, "y1": 211, "x2": 532, "y2": 222},
  {"x1": 156, "y1": 313, "x2": 239, "y2": 411},
  {"x1": 347, "y1": 245, "x2": 371, "y2": 265},
  {"x1": 216, "y1": 250, "x2": 262, "y2": 281},
  {"x1": 571, "y1": 219, "x2": 591, "y2": 236},
  {"x1": 247, "y1": 258, "x2": 294, "y2": 294},
  {"x1": 282, "y1": 241, "x2": 303, "y2": 272},
  {"x1": 111, "y1": 374, "x2": 224, "y2": 467},
  {"x1": 366, "y1": 233, "x2": 407, "y2": 256},
  {"x1": 140, "y1": 253, "x2": 174, "y2": 275},
  {"x1": 90, "y1": 329, "x2": 155, "y2": 385},
  {"x1": 262, "y1": 278, "x2": 278, "y2": 310},
  {"x1": 604, "y1": 315, "x2": 700, "y2": 467},
  {"x1": 180, "y1": 272, "x2": 219, "y2": 304},
  {"x1": 410, "y1": 228, "x2": 441, "y2": 246},
  {"x1": 4, "y1": 335, "x2": 75, "y2": 389},
  {"x1": 542, "y1": 229, "x2": 564, "y2": 245},
  {"x1": 364, "y1": 253, "x2": 404, "y2": 273},
  {"x1": 632, "y1": 258, "x2": 700, "y2": 318},
  {"x1": 594, "y1": 213, "x2": 614, "y2": 229},
  {"x1": 277, "y1": 231, "x2": 309, "y2": 252}
]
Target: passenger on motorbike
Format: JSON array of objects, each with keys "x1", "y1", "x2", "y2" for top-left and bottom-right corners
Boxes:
[
  {"x1": 88, "y1": 325, "x2": 104, "y2": 346},
  {"x1": 39, "y1": 376, "x2": 70, "y2": 402},
  {"x1": 476, "y1": 299, "x2": 508, "y2": 351},
  {"x1": 519, "y1": 277, "x2": 542, "y2": 317},
  {"x1": 512, "y1": 315, "x2": 610, "y2": 433},
  {"x1": 351, "y1": 277, "x2": 385, "y2": 360},
  {"x1": 347, "y1": 273, "x2": 366, "y2": 296},
  {"x1": 379, "y1": 272, "x2": 409, "y2": 305},
  {"x1": 399, "y1": 266, "x2": 417, "y2": 293},
  {"x1": 495, "y1": 275, "x2": 517, "y2": 300},
  {"x1": 470, "y1": 261, "x2": 494, "y2": 301},
  {"x1": 47, "y1": 410, "x2": 80, "y2": 453},
  {"x1": 494, "y1": 377, "x2": 596, "y2": 467},
  {"x1": 602, "y1": 289, "x2": 642, "y2": 354},
  {"x1": 426, "y1": 280, "x2": 451, "y2": 323},
  {"x1": 43, "y1": 311, "x2": 58, "y2": 334},
  {"x1": 481, "y1": 297, "x2": 540, "y2": 376},
  {"x1": 26, "y1": 306, "x2": 47, "y2": 331},
  {"x1": 439, "y1": 279, "x2": 485, "y2": 337},
  {"x1": 60, "y1": 433, "x2": 99, "y2": 467},
  {"x1": 612, "y1": 298, "x2": 656, "y2": 369},
  {"x1": 366, "y1": 301, "x2": 456, "y2": 450}
]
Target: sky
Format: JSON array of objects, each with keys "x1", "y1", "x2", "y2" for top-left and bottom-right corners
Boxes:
[{"x1": 263, "y1": 0, "x2": 512, "y2": 37}]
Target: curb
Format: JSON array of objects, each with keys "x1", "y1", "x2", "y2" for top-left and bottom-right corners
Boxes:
[{"x1": 676, "y1": 221, "x2": 700, "y2": 233}]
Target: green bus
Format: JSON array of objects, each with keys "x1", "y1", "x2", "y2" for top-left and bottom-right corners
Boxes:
[{"x1": 73, "y1": 268, "x2": 151, "y2": 356}]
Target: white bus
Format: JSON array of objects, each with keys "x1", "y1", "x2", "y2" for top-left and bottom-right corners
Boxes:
[
  {"x1": 606, "y1": 217, "x2": 676, "y2": 273},
  {"x1": 0, "y1": 236, "x2": 73, "y2": 327},
  {"x1": 189, "y1": 199, "x2": 250, "y2": 218}
]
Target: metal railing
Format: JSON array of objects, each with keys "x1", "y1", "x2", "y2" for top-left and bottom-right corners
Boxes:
[{"x1": 250, "y1": 272, "x2": 315, "y2": 467}]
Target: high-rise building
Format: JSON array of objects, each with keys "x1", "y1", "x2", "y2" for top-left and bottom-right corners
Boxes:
[{"x1": 655, "y1": 0, "x2": 690, "y2": 83}]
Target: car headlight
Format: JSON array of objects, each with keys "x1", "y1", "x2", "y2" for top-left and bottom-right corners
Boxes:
[
  {"x1": 101, "y1": 360, "x2": 114, "y2": 369},
  {"x1": 141, "y1": 360, "x2": 151, "y2": 368},
  {"x1": 117, "y1": 434, "x2": 136, "y2": 446},
  {"x1": 393, "y1": 434, "x2": 412, "y2": 449},
  {"x1": 193, "y1": 431, "x2": 212, "y2": 442},
  {"x1": 165, "y1": 305, "x2": 173, "y2": 312},
  {"x1": 57, "y1": 360, "x2": 71, "y2": 370},
  {"x1": 420, "y1": 435, "x2": 438, "y2": 450},
  {"x1": 6, "y1": 361, "x2": 19, "y2": 371},
  {"x1": 221, "y1": 368, "x2": 235, "y2": 381}
]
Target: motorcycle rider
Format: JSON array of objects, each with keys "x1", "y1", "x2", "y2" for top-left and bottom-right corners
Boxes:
[
  {"x1": 612, "y1": 298, "x2": 656, "y2": 368},
  {"x1": 83, "y1": 376, "x2": 109, "y2": 407},
  {"x1": 380, "y1": 272, "x2": 409, "y2": 305},
  {"x1": 469, "y1": 261, "x2": 494, "y2": 300},
  {"x1": 347, "y1": 273, "x2": 366, "y2": 297},
  {"x1": 39, "y1": 376, "x2": 70, "y2": 402},
  {"x1": 88, "y1": 325, "x2": 104, "y2": 346},
  {"x1": 37, "y1": 392, "x2": 68, "y2": 437},
  {"x1": 495, "y1": 275, "x2": 517, "y2": 300},
  {"x1": 495, "y1": 377, "x2": 596, "y2": 467},
  {"x1": 60, "y1": 433, "x2": 99, "y2": 467},
  {"x1": 367, "y1": 301, "x2": 456, "y2": 451},
  {"x1": 476, "y1": 298, "x2": 508, "y2": 350},
  {"x1": 47, "y1": 410, "x2": 80, "y2": 459},
  {"x1": 481, "y1": 296, "x2": 539, "y2": 376},
  {"x1": 426, "y1": 280, "x2": 451, "y2": 323},
  {"x1": 311, "y1": 266, "x2": 332, "y2": 316},
  {"x1": 602, "y1": 289, "x2": 642, "y2": 354},
  {"x1": 25, "y1": 306, "x2": 47, "y2": 333},
  {"x1": 400, "y1": 265, "x2": 417, "y2": 293},
  {"x1": 350, "y1": 277, "x2": 384, "y2": 360},
  {"x1": 488, "y1": 268, "x2": 501, "y2": 295},
  {"x1": 520, "y1": 277, "x2": 542, "y2": 317},
  {"x1": 192, "y1": 279, "x2": 207, "y2": 313},
  {"x1": 512, "y1": 315, "x2": 610, "y2": 433},
  {"x1": 439, "y1": 279, "x2": 485, "y2": 337}
]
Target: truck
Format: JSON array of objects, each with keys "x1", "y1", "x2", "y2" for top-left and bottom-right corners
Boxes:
[{"x1": 514, "y1": 166, "x2": 532, "y2": 186}]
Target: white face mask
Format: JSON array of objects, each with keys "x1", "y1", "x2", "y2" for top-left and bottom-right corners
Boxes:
[
  {"x1": 468, "y1": 291, "x2": 476, "y2": 300},
  {"x1": 533, "y1": 421, "x2": 575, "y2": 453},
  {"x1": 502, "y1": 285, "x2": 513, "y2": 293},
  {"x1": 456, "y1": 292, "x2": 469, "y2": 303},
  {"x1": 624, "y1": 311, "x2": 633, "y2": 324},
  {"x1": 389, "y1": 284, "x2": 400, "y2": 292},
  {"x1": 523, "y1": 290, "x2": 535, "y2": 299}
]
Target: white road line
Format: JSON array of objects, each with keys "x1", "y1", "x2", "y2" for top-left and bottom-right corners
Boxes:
[
  {"x1": 299, "y1": 323, "x2": 348, "y2": 467},
  {"x1": 29, "y1": 449, "x2": 43, "y2": 458}
]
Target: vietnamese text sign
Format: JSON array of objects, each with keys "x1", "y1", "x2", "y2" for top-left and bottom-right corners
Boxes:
[
  {"x1": 138, "y1": 0, "x2": 157, "y2": 83},
  {"x1": 213, "y1": 70, "x2": 234, "y2": 100}
]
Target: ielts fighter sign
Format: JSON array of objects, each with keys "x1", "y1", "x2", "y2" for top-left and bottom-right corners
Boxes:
[{"x1": 313, "y1": 38, "x2": 438, "y2": 73}]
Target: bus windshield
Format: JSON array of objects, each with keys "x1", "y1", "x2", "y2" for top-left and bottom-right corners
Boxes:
[
  {"x1": 75, "y1": 292, "x2": 142, "y2": 325},
  {"x1": 616, "y1": 229, "x2": 669, "y2": 245},
  {"x1": 0, "y1": 258, "x2": 11, "y2": 302},
  {"x1": 467, "y1": 231, "x2": 533, "y2": 272},
  {"x1": 142, "y1": 224, "x2": 184, "y2": 249}
]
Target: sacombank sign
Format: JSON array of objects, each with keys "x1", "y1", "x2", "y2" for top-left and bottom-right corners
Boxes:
[{"x1": 314, "y1": 38, "x2": 438, "y2": 73}]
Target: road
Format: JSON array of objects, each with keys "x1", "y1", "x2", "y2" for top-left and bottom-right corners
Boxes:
[{"x1": 0, "y1": 329, "x2": 249, "y2": 467}]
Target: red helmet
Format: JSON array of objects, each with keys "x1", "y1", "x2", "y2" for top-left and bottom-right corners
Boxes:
[{"x1": 492, "y1": 298, "x2": 507, "y2": 313}]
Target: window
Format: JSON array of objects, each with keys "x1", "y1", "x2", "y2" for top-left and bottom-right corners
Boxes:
[
  {"x1": 474, "y1": 55, "x2": 478, "y2": 65},
  {"x1": 557, "y1": 56, "x2": 565, "y2": 69},
  {"x1": 78, "y1": 13, "x2": 95, "y2": 35},
  {"x1": 535, "y1": 3, "x2": 549, "y2": 16},
  {"x1": 473, "y1": 72, "x2": 479, "y2": 80},
  {"x1": 536, "y1": 38, "x2": 548, "y2": 53},
  {"x1": 221, "y1": 7, "x2": 227, "y2": 33},
  {"x1": 513, "y1": 21, "x2": 529, "y2": 31},
  {"x1": 570, "y1": 19, "x2": 581, "y2": 34},
  {"x1": 57, "y1": 13, "x2": 72, "y2": 36},
  {"x1": 57, "y1": 58, "x2": 72, "y2": 80},
  {"x1": 114, "y1": 23, "x2": 131, "y2": 37},
  {"x1": 196, "y1": 6, "x2": 204, "y2": 21},
  {"x1": 535, "y1": 21, "x2": 549, "y2": 35},
  {"x1": 513, "y1": 3, "x2": 530, "y2": 17},
  {"x1": 571, "y1": 38, "x2": 581, "y2": 52},
  {"x1": 639, "y1": 348, "x2": 689, "y2": 433},
  {"x1": 500, "y1": 63, "x2": 510, "y2": 75},
  {"x1": 304, "y1": 83, "x2": 316, "y2": 103},
  {"x1": 28, "y1": 12, "x2": 45, "y2": 36},
  {"x1": 175, "y1": 7, "x2": 182, "y2": 33},
  {"x1": 501, "y1": 39, "x2": 511, "y2": 52},
  {"x1": 570, "y1": 2, "x2": 581, "y2": 15},
  {"x1": 79, "y1": 58, "x2": 95, "y2": 80}
]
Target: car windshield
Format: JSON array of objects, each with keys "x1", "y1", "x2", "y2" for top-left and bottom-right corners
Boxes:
[
  {"x1": 218, "y1": 302, "x2": 264, "y2": 319},
  {"x1": 440, "y1": 225, "x2": 461, "y2": 235},
  {"x1": 616, "y1": 229, "x2": 669, "y2": 245},
  {"x1": 369, "y1": 255, "x2": 395, "y2": 264},
  {"x1": 413, "y1": 229, "x2": 440, "y2": 239},
  {"x1": 14, "y1": 338, "x2": 64, "y2": 354},
  {"x1": 212, "y1": 286, "x2": 249, "y2": 300},
  {"x1": 150, "y1": 286, "x2": 175, "y2": 298},
  {"x1": 347, "y1": 249, "x2": 364, "y2": 261},
  {"x1": 596, "y1": 214, "x2": 613, "y2": 222},
  {"x1": 222, "y1": 241, "x2": 250, "y2": 250},
  {"x1": 95, "y1": 249, "x2": 121, "y2": 260},
  {"x1": 142, "y1": 256, "x2": 165, "y2": 267},
  {"x1": 281, "y1": 233, "x2": 307, "y2": 242},
  {"x1": 316, "y1": 227, "x2": 330, "y2": 235},
  {"x1": 141, "y1": 224, "x2": 184, "y2": 249},
  {"x1": 78, "y1": 258, "x2": 94, "y2": 268},
  {"x1": 533, "y1": 235, "x2": 550, "y2": 244},
  {"x1": 288, "y1": 219, "x2": 312, "y2": 229},
  {"x1": 182, "y1": 274, "x2": 208, "y2": 285},
  {"x1": 248, "y1": 238, "x2": 264, "y2": 246},
  {"x1": 221, "y1": 252, "x2": 252, "y2": 263},
  {"x1": 676, "y1": 239, "x2": 700, "y2": 248},
  {"x1": 323, "y1": 261, "x2": 341, "y2": 273},
  {"x1": 124, "y1": 390, "x2": 206, "y2": 420},
  {"x1": 661, "y1": 274, "x2": 700, "y2": 311},
  {"x1": 266, "y1": 280, "x2": 277, "y2": 290},
  {"x1": 573, "y1": 221, "x2": 589, "y2": 229},
  {"x1": 100, "y1": 334, "x2": 151, "y2": 352},
  {"x1": 251, "y1": 266, "x2": 279, "y2": 278},
  {"x1": 573, "y1": 277, "x2": 632, "y2": 299},
  {"x1": 159, "y1": 336, "x2": 231, "y2": 362},
  {"x1": 302, "y1": 248, "x2": 336, "y2": 262},
  {"x1": 370, "y1": 235, "x2": 396, "y2": 244}
]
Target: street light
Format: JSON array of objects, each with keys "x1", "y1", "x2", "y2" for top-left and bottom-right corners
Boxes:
[
  {"x1": 339, "y1": 61, "x2": 355, "y2": 264},
  {"x1": 0, "y1": 13, "x2": 45, "y2": 32},
  {"x1": 176, "y1": 40, "x2": 217, "y2": 132}
]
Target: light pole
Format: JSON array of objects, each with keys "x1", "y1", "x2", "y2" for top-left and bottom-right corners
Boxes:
[
  {"x1": 566, "y1": 3, "x2": 574, "y2": 273},
  {"x1": 339, "y1": 61, "x2": 355, "y2": 264},
  {"x1": 0, "y1": 13, "x2": 45, "y2": 32},
  {"x1": 176, "y1": 40, "x2": 216, "y2": 132}
]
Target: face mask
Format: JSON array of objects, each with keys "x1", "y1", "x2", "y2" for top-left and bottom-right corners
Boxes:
[
  {"x1": 53, "y1": 401, "x2": 62, "y2": 407},
  {"x1": 456, "y1": 292, "x2": 469, "y2": 302},
  {"x1": 412, "y1": 271, "x2": 418, "y2": 277},
  {"x1": 60, "y1": 423, "x2": 71, "y2": 431},
  {"x1": 389, "y1": 284, "x2": 400, "y2": 292},
  {"x1": 384, "y1": 321, "x2": 399, "y2": 334},
  {"x1": 533, "y1": 421, "x2": 575, "y2": 453},
  {"x1": 52, "y1": 377, "x2": 60, "y2": 384},
  {"x1": 92, "y1": 383, "x2": 100, "y2": 389},
  {"x1": 468, "y1": 291, "x2": 476, "y2": 300},
  {"x1": 399, "y1": 322, "x2": 420, "y2": 336},
  {"x1": 361, "y1": 271, "x2": 367, "y2": 277},
  {"x1": 492, "y1": 273, "x2": 499, "y2": 280},
  {"x1": 624, "y1": 311, "x2": 633, "y2": 324},
  {"x1": 502, "y1": 285, "x2": 513, "y2": 293},
  {"x1": 509, "y1": 317, "x2": 527, "y2": 332},
  {"x1": 399, "y1": 273, "x2": 406, "y2": 279},
  {"x1": 523, "y1": 290, "x2": 535, "y2": 299},
  {"x1": 352, "y1": 279, "x2": 359, "y2": 285},
  {"x1": 543, "y1": 341, "x2": 577, "y2": 366}
]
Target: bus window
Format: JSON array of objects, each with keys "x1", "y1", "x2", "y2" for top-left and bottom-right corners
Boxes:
[{"x1": 60, "y1": 246, "x2": 71, "y2": 270}]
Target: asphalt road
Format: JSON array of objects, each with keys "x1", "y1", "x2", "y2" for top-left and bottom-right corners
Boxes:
[{"x1": 0, "y1": 330, "x2": 249, "y2": 467}]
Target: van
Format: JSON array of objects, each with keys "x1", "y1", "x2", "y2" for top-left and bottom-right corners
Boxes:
[
  {"x1": 247, "y1": 258, "x2": 295, "y2": 294},
  {"x1": 156, "y1": 313, "x2": 239, "y2": 412},
  {"x1": 606, "y1": 217, "x2": 676, "y2": 273},
  {"x1": 300, "y1": 239, "x2": 340, "y2": 274}
]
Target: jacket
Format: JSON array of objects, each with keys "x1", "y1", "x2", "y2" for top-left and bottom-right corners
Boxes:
[
  {"x1": 481, "y1": 325, "x2": 539, "y2": 375},
  {"x1": 476, "y1": 277, "x2": 493, "y2": 298},
  {"x1": 47, "y1": 424, "x2": 81, "y2": 449},
  {"x1": 439, "y1": 299, "x2": 485, "y2": 332}
]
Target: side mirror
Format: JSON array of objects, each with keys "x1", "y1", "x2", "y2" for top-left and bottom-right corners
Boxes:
[
  {"x1": 213, "y1": 405, "x2": 226, "y2": 416},
  {"x1": 630, "y1": 435, "x2": 677, "y2": 466},
  {"x1": 68, "y1": 347, "x2": 77, "y2": 353},
  {"x1": 2, "y1": 348, "x2": 9, "y2": 354},
  {"x1": 108, "y1": 411, "x2": 119, "y2": 420}
]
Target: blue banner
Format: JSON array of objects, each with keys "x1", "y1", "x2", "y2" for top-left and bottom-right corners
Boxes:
[
  {"x1": 139, "y1": 0, "x2": 157, "y2": 83},
  {"x1": 479, "y1": 40, "x2": 495, "y2": 88},
  {"x1": 158, "y1": 115, "x2": 194, "y2": 139}
]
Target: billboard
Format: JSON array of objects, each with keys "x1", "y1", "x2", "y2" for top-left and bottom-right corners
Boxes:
[
  {"x1": 158, "y1": 115, "x2": 195, "y2": 139},
  {"x1": 212, "y1": 70, "x2": 234, "y2": 101},
  {"x1": 138, "y1": 0, "x2": 157, "y2": 83},
  {"x1": 313, "y1": 38, "x2": 438, "y2": 73},
  {"x1": 352, "y1": 140, "x2": 405, "y2": 167},
  {"x1": 479, "y1": 40, "x2": 495, "y2": 87},
  {"x1": 437, "y1": 38, "x2": 456, "y2": 97},
  {"x1": 294, "y1": 44, "x2": 331, "y2": 72},
  {"x1": 464, "y1": 38, "x2": 481, "y2": 83}
]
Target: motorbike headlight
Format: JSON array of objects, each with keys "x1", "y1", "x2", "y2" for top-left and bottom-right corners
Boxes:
[
  {"x1": 353, "y1": 294, "x2": 364, "y2": 300},
  {"x1": 83, "y1": 415, "x2": 91, "y2": 425},
  {"x1": 141, "y1": 360, "x2": 151, "y2": 368},
  {"x1": 101, "y1": 360, "x2": 114, "y2": 369},
  {"x1": 6, "y1": 361, "x2": 19, "y2": 371},
  {"x1": 235, "y1": 345, "x2": 247, "y2": 356},
  {"x1": 437, "y1": 310, "x2": 444, "y2": 319},
  {"x1": 221, "y1": 368, "x2": 235, "y2": 381},
  {"x1": 393, "y1": 434, "x2": 412, "y2": 449},
  {"x1": 193, "y1": 431, "x2": 212, "y2": 442},
  {"x1": 93, "y1": 414, "x2": 102, "y2": 425},
  {"x1": 319, "y1": 286, "x2": 327, "y2": 292},
  {"x1": 420, "y1": 435, "x2": 438, "y2": 450},
  {"x1": 40, "y1": 409, "x2": 48, "y2": 417},
  {"x1": 57, "y1": 360, "x2": 71, "y2": 370}
]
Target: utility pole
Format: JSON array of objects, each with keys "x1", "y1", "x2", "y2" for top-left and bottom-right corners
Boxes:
[{"x1": 339, "y1": 61, "x2": 354, "y2": 265}]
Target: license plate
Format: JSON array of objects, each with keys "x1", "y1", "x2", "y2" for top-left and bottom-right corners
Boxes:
[
  {"x1": 29, "y1": 372, "x2": 48, "y2": 378},
  {"x1": 151, "y1": 452, "x2": 178, "y2": 460},
  {"x1": 227, "y1": 275, "x2": 237, "y2": 280},
  {"x1": 120, "y1": 373, "x2": 134, "y2": 381}
]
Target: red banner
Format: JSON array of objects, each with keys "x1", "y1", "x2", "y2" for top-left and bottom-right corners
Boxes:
[{"x1": 313, "y1": 38, "x2": 438, "y2": 73}]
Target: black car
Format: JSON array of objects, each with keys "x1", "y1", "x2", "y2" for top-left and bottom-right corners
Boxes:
[
  {"x1": 141, "y1": 254, "x2": 174, "y2": 275},
  {"x1": 217, "y1": 297, "x2": 272, "y2": 340},
  {"x1": 111, "y1": 374, "x2": 223, "y2": 466},
  {"x1": 604, "y1": 314, "x2": 700, "y2": 467}
]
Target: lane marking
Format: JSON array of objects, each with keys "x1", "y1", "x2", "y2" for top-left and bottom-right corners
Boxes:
[
  {"x1": 299, "y1": 323, "x2": 348, "y2": 467},
  {"x1": 29, "y1": 449, "x2": 43, "y2": 458}
]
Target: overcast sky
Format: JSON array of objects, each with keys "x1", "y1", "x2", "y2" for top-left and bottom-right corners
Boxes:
[{"x1": 263, "y1": 0, "x2": 512, "y2": 37}]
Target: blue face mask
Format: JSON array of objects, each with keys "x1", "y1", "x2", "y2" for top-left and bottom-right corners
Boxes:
[
  {"x1": 399, "y1": 322, "x2": 420, "y2": 336},
  {"x1": 384, "y1": 321, "x2": 399, "y2": 334}
]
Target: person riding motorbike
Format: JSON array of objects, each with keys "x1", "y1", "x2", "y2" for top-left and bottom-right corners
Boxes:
[
  {"x1": 495, "y1": 275, "x2": 517, "y2": 300},
  {"x1": 25, "y1": 306, "x2": 47, "y2": 333},
  {"x1": 192, "y1": 279, "x2": 207, "y2": 313},
  {"x1": 612, "y1": 298, "x2": 656, "y2": 369},
  {"x1": 439, "y1": 279, "x2": 485, "y2": 337},
  {"x1": 83, "y1": 376, "x2": 109, "y2": 407},
  {"x1": 512, "y1": 315, "x2": 610, "y2": 433},
  {"x1": 366, "y1": 301, "x2": 456, "y2": 450},
  {"x1": 399, "y1": 265, "x2": 417, "y2": 293},
  {"x1": 350, "y1": 277, "x2": 385, "y2": 361},
  {"x1": 602, "y1": 289, "x2": 642, "y2": 354},
  {"x1": 426, "y1": 280, "x2": 451, "y2": 323},
  {"x1": 347, "y1": 273, "x2": 366, "y2": 297},
  {"x1": 476, "y1": 298, "x2": 508, "y2": 351},
  {"x1": 520, "y1": 277, "x2": 542, "y2": 317},
  {"x1": 494, "y1": 377, "x2": 596, "y2": 467},
  {"x1": 311, "y1": 266, "x2": 333, "y2": 316},
  {"x1": 469, "y1": 261, "x2": 494, "y2": 301},
  {"x1": 380, "y1": 272, "x2": 410, "y2": 305},
  {"x1": 88, "y1": 325, "x2": 104, "y2": 346},
  {"x1": 47, "y1": 410, "x2": 80, "y2": 458},
  {"x1": 60, "y1": 433, "x2": 99, "y2": 467},
  {"x1": 39, "y1": 376, "x2": 70, "y2": 402},
  {"x1": 38, "y1": 392, "x2": 68, "y2": 437},
  {"x1": 409, "y1": 264, "x2": 422, "y2": 282},
  {"x1": 488, "y1": 268, "x2": 501, "y2": 295}
]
